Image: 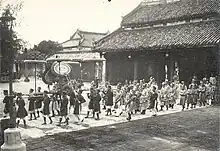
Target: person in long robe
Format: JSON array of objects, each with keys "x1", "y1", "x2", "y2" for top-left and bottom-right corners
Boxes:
[
  {"x1": 73, "y1": 90, "x2": 86, "y2": 123},
  {"x1": 57, "y1": 91, "x2": 69, "y2": 126},
  {"x1": 198, "y1": 81, "x2": 206, "y2": 106},
  {"x1": 3, "y1": 90, "x2": 10, "y2": 117},
  {"x1": 148, "y1": 86, "x2": 158, "y2": 116},
  {"x1": 85, "y1": 88, "x2": 95, "y2": 118},
  {"x1": 28, "y1": 89, "x2": 37, "y2": 120},
  {"x1": 105, "y1": 85, "x2": 113, "y2": 116},
  {"x1": 179, "y1": 81, "x2": 187, "y2": 111},
  {"x1": 92, "y1": 89, "x2": 102, "y2": 120},
  {"x1": 125, "y1": 89, "x2": 136, "y2": 121},
  {"x1": 140, "y1": 84, "x2": 150, "y2": 114},
  {"x1": 35, "y1": 87, "x2": 43, "y2": 118},
  {"x1": 16, "y1": 93, "x2": 28, "y2": 128},
  {"x1": 42, "y1": 91, "x2": 53, "y2": 125}
]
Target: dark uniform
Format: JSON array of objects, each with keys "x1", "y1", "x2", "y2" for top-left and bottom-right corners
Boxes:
[
  {"x1": 42, "y1": 92, "x2": 52, "y2": 125},
  {"x1": 16, "y1": 93, "x2": 28, "y2": 127}
]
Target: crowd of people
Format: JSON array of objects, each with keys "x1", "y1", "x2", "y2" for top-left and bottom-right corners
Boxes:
[
  {"x1": 88, "y1": 75, "x2": 217, "y2": 121},
  {"x1": 1, "y1": 74, "x2": 217, "y2": 128}
]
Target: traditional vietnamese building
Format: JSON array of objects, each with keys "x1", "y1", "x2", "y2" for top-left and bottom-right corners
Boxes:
[
  {"x1": 48, "y1": 29, "x2": 108, "y2": 82},
  {"x1": 95, "y1": 0, "x2": 220, "y2": 88}
]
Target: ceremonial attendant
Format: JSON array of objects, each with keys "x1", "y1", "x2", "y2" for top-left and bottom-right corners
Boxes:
[
  {"x1": 69, "y1": 87, "x2": 76, "y2": 112},
  {"x1": 148, "y1": 86, "x2": 158, "y2": 117},
  {"x1": 42, "y1": 91, "x2": 53, "y2": 125},
  {"x1": 85, "y1": 88, "x2": 95, "y2": 118},
  {"x1": 73, "y1": 90, "x2": 86, "y2": 123},
  {"x1": 198, "y1": 81, "x2": 206, "y2": 106},
  {"x1": 57, "y1": 91, "x2": 69, "y2": 126},
  {"x1": 140, "y1": 84, "x2": 150, "y2": 114},
  {"x1": 16, "y1": 93, "x2": 28, "y2": 128},
  {"x1": 3, "y1": 90, "x2": 10, "y2": 117},
  {"x1": 93, "y1": 89, "x2": 102, "y2": 120},
  {"x1": 190, "y1": 79, "x2": 198, "y2": 108},
  {"x1": 35, "y1": 87, "x2": 43, "y2": 117},
  {"x1": 28, "y1": 89, "x2": 37, "y2": 120},
  {"x1": 169, "y1": 83, "x2": 177, "y2": 109},
  {"x1": 179, "y1": 81, "x2": 187, "y2": 111},
  {"x1": 125, "y1": 89, "x2": 136, "y2": 121},
  {"x1": 105, "y1": 85, "x2": 113, "y2": 116},
  {"x1": 51, "y1": 94, "x2": 60, "y2": 117}
]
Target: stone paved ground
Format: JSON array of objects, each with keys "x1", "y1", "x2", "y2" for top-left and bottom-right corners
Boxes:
[{"x1": 25, "y1": 106, "x2": 219, "y2": 151}]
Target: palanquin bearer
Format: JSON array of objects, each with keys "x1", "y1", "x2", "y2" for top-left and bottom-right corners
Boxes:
[
  {"x1": 28, "y1": 88, "x2": 37, "y2": 120},
  {"x1": 198, "y1": 81, "x2": 206, "y2": 107},
  {"x1": 42, "y1": 91, "x2": 53, "y2": 125},
  {"x1": 179, "y1": 81, "x2": 187, "y2": 111},
  {"x1": 73, "y1": 90, "x2": 86, "y2": 123},
  {"x1": 51, "y1": 93, "x2": 60, "y2": 117},
  {"x1": 16, "y1": 93, "x2": 28, "y2": 128},
  {"x1": 57, "y1": 91, "x2": 69, "y2": 126}
]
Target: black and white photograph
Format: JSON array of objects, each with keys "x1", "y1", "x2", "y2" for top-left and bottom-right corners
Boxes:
[{"x1": 0, "y1": 0, "x2": 219, "y2": 150}]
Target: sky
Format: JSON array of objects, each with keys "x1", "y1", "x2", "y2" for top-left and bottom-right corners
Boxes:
[{"x1": 1, "y1": 0, "x2": 142, "y2": 48}]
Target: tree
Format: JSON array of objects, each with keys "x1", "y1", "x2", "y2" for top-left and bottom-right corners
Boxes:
[
  {"x1": 1, "y1": 6, "x2": 24, "y2": 73},
  {"x1": 33, "y1": 40, "x2": 62, "y2": 56}
]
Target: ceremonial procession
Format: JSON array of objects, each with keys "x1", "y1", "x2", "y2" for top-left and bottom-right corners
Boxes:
[{"x1": 0, "y1": 0, "x2": 219, "y2": 150}]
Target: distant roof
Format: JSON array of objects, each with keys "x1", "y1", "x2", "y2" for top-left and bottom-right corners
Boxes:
[
  {"x1": 95, "y1": 19, "x2": 220, "y2": 52},
  {"x1": 121, "y1": 0, "x2": 220, "y2": 27},
  {"x1": 61, "y1": 29, "x2": 108, "y2": 48},
  {"x1": 16, "y1": 51, "x2": 46, "y2": 61},
  {"x1": 48, "y1": 50, "x2": 105, "y2": 62}
]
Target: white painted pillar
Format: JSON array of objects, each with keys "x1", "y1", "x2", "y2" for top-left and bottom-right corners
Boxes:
[{"x1": 102, "y1": 60, "x2": 106, "y2": 84}]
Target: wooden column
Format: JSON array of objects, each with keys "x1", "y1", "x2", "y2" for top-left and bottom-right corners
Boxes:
[
  {"x1": 216, "y1": 45, "x2": 220, "y2": 104},
  {"x1": 134, "y1": 59, "x2": 138, "y2": 81},
  {"x1": 169, "y1": 54, "x2": 174, "y2": 82}
]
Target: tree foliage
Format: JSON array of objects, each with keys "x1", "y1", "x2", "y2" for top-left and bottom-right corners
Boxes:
[
  {"x1": 1, "y1": 3, "x2": 24, "y2": 72},
  {"x1": 33, "y1": 40, "x2": 62, "y2": 55}
]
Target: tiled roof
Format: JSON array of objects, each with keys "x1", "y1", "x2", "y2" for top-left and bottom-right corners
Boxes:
[
  {"x1": 16, "y1": 51, "x2": 46, "y2": 61},
  {"x1": 78, "y1": 30, "x2": 108, "y2": 48},
  {"x1": 121, "y1": 0, "x2": 220, "y2": 27},
  {"x1": 61, "y1": 30, "x2": 108, "y2": 49},
  {"x1": 95, "y1": 20, "x2": 220, "y2": 52},
  {"x1": 61, "y1": 39, "x2": 80, "y2": 48},
  {"x1": 48, "y1": 51, "x2": 105, "y2": 62}
]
